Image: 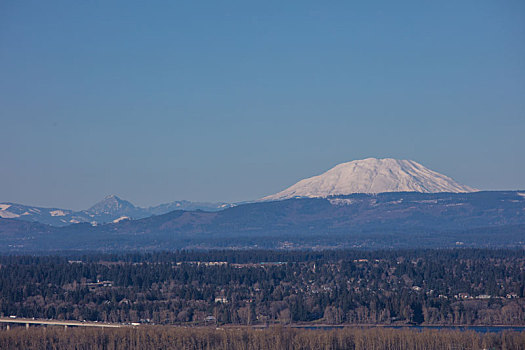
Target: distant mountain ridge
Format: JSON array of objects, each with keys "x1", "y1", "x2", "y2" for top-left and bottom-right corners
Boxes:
[
  {"x1": 0, "y1": 195, "x2": 234, "y2": 227},
  {"x1": 2, "y1": 158, "x2": 478, "y2": 226},
  {"x1": 263, "y1": 158, "x2": 476, "y2": 201},
  {"x1": 1, "y1": 191, "x2": 524, "y2": 251}
]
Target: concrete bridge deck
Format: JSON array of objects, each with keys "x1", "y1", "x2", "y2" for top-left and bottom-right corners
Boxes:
[{"x1": 0, "y1": 317, "x2": 126, "y2": 329}]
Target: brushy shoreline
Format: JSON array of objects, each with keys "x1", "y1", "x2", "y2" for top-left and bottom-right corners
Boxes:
[{"x1": 1, "y1": 325, "x2": 524, "y2": 350}]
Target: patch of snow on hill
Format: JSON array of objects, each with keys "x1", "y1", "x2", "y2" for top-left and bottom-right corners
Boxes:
[
  {"x1": 113, "y1": 216, "x2": 130, "y2": 223},
  {"x1": 0, "y1": 211, "x2": 19, "y2": 218},
  {"x1": 329, "y1": 198, "x2": 356, "y2": 206}
]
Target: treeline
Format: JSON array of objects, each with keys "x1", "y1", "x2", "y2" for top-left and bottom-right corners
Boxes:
[
  {"x1": 3, "y1": 248, "x2": 522, "y2": 264},
  {"x1": 0, "y1": 249, "x2": 524, "y2": 326},
  {"x1": 1, "y1": 326, "x2": 524, "y2": 350}
]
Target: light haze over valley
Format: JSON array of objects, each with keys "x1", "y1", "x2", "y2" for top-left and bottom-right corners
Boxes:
[{"x1": 0, "y1": 3, "x2": 524, "y2": 348}]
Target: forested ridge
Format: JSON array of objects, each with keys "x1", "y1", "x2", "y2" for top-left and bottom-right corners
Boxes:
[
  {"x1": 0, "y1": 249, "x2": 524, "y2": 326},
  {"x1": 3, "y1": 191, "x2": 525, "y2": 252}
]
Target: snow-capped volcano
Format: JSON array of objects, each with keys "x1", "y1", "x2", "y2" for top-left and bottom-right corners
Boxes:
[{"x1": 262, "y1": 158, "x2": 477, "y2": 201}]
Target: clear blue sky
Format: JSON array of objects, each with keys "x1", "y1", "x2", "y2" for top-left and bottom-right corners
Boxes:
[{"x1": 1, "y1": 0, "x2": 524, "y2": 210}]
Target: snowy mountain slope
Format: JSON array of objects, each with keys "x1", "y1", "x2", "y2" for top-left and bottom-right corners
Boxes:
[
  {"x1": 262, "y1": 158, "x2": 476, "y2": 201},
  {"x1": 86, "y1": 195, "x2": 140, "y2": 216},
  {"x1": 0, "y1": 202, "x2": 78, "y2": 225},
  {"x1": 148, "y1": 200, "x2": 234, "y2": 214},
  {"x1": 0, "y1": 195, "x2": 234, "y2": 227}
]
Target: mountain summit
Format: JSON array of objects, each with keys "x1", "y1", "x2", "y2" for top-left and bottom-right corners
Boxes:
[
  {"x1": 262, "y1": 158, "x2": 476, "y2": 201},
  {"x1": 87, "y1": 195, "x2": 137, "y2": 216}
]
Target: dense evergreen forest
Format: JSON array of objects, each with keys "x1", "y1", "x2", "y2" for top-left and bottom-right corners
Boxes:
[
  {"x1": 1, "y1": 326, "x2": 525, "y2": 350},
  {"x1": 0, "y1": 249, "x2": 524, "y2": 326}
]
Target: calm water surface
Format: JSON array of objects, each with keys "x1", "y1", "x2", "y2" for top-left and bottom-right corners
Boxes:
[{"x1": 297, "y1": 325, "x2": 525, "y2": 333}]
